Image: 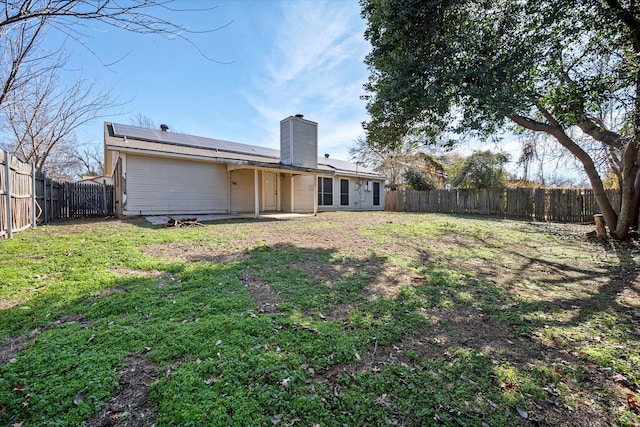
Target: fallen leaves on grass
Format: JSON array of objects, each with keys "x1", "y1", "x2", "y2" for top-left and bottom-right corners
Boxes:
[
  {"x1": 205, "y1": 375, "x2": 221, "y2": 385},
  {"x1": 628, "y1": 393, "x2": 640, "y2": 413},
  {"x1": 73, "y1": 391, "x2": 85, "y2": 406},
  {"x1": 612, "y1": 373, "x2": 638, "y2": 390},
  {"x1": 499, "y1": 382, "x2": 516, "y2": 391},
  {"x1": 375, "y1": 393, "x2": 392, "y2": 407},
  {"x1": 516, "y1": 407, "x2": 529, "y2": 419},
  {"x1": 11, "y1": 383, "x2": 27, "y2": 392}
]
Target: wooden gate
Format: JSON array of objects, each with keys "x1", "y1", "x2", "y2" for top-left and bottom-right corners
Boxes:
[{"x1": 60, "y1": 182, "x2": 114, "y2": 218}]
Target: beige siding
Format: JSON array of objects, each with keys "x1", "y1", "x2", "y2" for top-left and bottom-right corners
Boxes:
[
  {"x1": 230, "y1": 169, "x2": 255, "y2": 213},
  {"x1": 124, "y1": 155, "x2": 228, "y2": 215},
  {"x1": 354, "y1": 179, "x2": 385, "y2": 210},
  {"x1": 293, "y1": 175, "x2": 314, "y2": 213},
  {"x1": 317, "y1": 175, "x2": 386, "y2": 212},
  {"x1": 281, "y1": 175, "x2": 292, "y2": 212}
]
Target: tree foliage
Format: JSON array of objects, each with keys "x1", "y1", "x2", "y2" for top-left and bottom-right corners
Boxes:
[
  {"x1": 349, "y1": 136, "x2": 446, "y2": 189},
  {"x1": 404, "y1": 168, "x2": 435, "y2": 190},
  {"x1": 449, "y1": 150, "x2": 509, "y2": 189},
  {"x1": 361, "y1": 0, "x2": 640, "y2": 238}
]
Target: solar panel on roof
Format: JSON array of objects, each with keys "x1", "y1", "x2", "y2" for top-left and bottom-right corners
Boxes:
[{"x1": 111, "y1": 123, "x2": 280, "y2": 159}]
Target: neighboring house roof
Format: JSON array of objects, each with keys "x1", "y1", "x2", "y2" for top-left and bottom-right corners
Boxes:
[
  {"x1": 78, "y1": 176, "x2": 111, "y2": 184},
  {"x1": 104, "y1": 122, "x2": 383, "y2": 179}
]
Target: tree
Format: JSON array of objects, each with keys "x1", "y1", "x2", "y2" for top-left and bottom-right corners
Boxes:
[
  {"x1": 76, "y1": 145, "x2": 105, "y2": 177},
  {"x1": 130, "y1": 113, "x2": 156, "y2": 129},
  {"x1": 1, "y1": 58, "x2": 113, "y2": 176},
  {"x1": 404, "y1": 168, "x2": 435, "y2": 190},
  {"x1": 349, "y1": 135, "x2": 446, "y2": 189},
  {"x1": 0, "y1": 1, "x2": 223, "y2": 179},
  {"x1": 361, "y1": 0, "x2": 640, "y2": 239},
  {"x1": 448, "y1": 150, "x2": 509, "y2": 189},
  {"x1": 0, "y1": 1, "x2": 223, "y2": 109}
]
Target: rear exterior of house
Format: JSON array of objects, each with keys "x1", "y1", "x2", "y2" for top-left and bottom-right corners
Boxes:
[{"x1": 104, "y1": 115, "x2": 385, "y2": 217}]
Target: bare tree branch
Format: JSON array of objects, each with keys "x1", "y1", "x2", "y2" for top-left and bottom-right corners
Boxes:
[{"x1": 1, "y1": 54, "x2": 118, "y2": 176}]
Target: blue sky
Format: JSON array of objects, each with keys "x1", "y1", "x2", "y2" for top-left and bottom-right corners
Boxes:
[{"x1": 59, "y1": 0, "x2": 370, "y2": 162}]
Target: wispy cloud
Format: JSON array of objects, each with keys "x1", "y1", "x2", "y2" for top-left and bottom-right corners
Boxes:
[{"x1": 247, "y1": 1, "x2": 370, "y2": 160}]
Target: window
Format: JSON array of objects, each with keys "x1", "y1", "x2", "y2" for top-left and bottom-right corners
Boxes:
[
  {"x1": 318, "y1": 177, "x2": 333, "y2": 206},
  {"x1": 340, "y1": 179, "x2": 349, "y2": 206},
  {"x1": 373, "y1": 182, "x2": 381, "y2": 206}
]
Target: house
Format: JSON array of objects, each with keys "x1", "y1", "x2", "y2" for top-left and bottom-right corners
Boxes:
[
  {"x1": 79, "y1": 176, "x2": 112, "y2": 185},
  {"x1": 103, "y1": 115, "x2": 385, "y2": 217}
]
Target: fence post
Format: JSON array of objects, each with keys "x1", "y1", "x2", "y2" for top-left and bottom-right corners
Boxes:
[
  {"x1": 42, "y1": 171, "x2": 48, "y2": 224},
  {"x1": 4, "y1": 150, "x2": 13, "y2": 238},
  {"x1": 31, "y1": 163, "x2": 36, "y2": 228},
  {"x1": 102, "y1": 180, "x2": 108, "y2": 215},
  {"x1": 50, "y1": 175, "x2": 54, "y2": 220}
]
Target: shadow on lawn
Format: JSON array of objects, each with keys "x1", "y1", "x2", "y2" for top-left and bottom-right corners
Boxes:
[
  {"x1": 391, "y1": 233, "x2": 640, "y2": 426},
  {"x1": 2, "y1": 227, "x2": 639, "y2": 426},
  {"x1": 0, "y1": 243, "x2": 395, "y2": 426}
]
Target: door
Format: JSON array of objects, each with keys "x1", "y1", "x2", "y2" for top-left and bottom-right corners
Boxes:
[{"x1": 263, "y1": 172, "x2": 277, "y2": 211}]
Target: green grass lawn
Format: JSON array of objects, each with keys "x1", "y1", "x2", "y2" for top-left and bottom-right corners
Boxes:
[{"x1": 0, "y1": 212, "x2": 638, "y2": 426}]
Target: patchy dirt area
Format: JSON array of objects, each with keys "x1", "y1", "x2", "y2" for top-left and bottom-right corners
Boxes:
[
  {"x1": 3, "y1": 213, "x2": 638, "y2": 426},
  {"x1": 238, "y1": 272, "x2": 281, "y2": 313},
  {"x1": 84, "y1": 354, "x2": 159, "y2": 427},
  {"x1": 136, "y1": 212, "x2": 636, "y2": 427},
  {"x1": 0, "y1": 315, "x2": 87, "y2": 365}
]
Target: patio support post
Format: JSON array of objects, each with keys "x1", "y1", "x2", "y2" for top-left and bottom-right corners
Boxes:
[
  {"x1": 254, "y1": 169, "x2": 259, "y2": 218},
  {"x1": 313, "y1": 174, "x2": 318, "y2": 216}
]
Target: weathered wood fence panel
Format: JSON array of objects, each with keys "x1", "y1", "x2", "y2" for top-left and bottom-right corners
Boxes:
[
  {"x1": 1, "y1": 149, "x2": 114, "y2": 239},
  {"x1": 385, "y1": 188, "x2": 622, "y2": 223},
  {"x1": 1, "y1": 150, "x2": 35, "y2": 238},
  {"x1": 34, "y1": 172, "x2": 63, "y2": 224}
]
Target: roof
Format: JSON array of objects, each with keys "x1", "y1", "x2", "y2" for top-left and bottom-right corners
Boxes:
[
  {"x1": 111, "y1": 123, "x2": 281, "y2": 159},
  {"x1": 104, "y1": 122, "x2": 383, "y2": 179}
]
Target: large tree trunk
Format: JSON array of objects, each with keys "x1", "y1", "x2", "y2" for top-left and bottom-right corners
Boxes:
[
  {"x1": 509, "y1": 114, "x2": 625, "y2": 237},
  {"x1": 614, "y1": 141, "x2": 640, "y2": 238}
]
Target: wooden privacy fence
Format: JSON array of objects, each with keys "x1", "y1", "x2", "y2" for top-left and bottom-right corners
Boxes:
[
  {"x1": 1, "y1": 149, "x2": 114, "y2": 239},
  {"x1": 0, "y1": 150, "x2": 35, "y2": 238},
  {"x1": 385, "y1": 188, "x2": 621, "y2": 222}
]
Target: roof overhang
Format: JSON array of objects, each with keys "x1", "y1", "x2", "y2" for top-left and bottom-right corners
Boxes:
[{"x1": 106, "y1": 144, "x2": 337, "y2": 175}]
